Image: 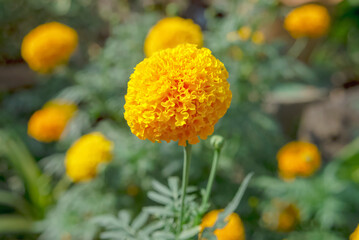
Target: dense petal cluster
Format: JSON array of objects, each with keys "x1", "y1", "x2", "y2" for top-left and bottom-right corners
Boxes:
[
  {"x1": 284, "y1": 4, "x2": 330, "y2": 38},
  {"x1": 144, "y1": 17, "x2": 203, "y2": 57},
  {"x1": 28, "y1": 100, "x2": 77, "y2": 142},
  {"x1": 199, "y1": 209, "x2": 245, "y2": 240},
  {"x1": 277, "y1": 141, "x2": 321, "y2": 180},
  {"x1": 262, "y1": 199, "x2": 300, "y2": 232},
  {"x1": 351, "y1": 225, "x2": 359, "y2": 240},
  {"x1": 124, "y1": 44, "x2": 232, "y2": 146},
  {"x1": 65, "y1": 132, "x2": 113, "y2": 182},
  {"x1": 21, "y1": 22, "x2": 78, "y2": 73}
]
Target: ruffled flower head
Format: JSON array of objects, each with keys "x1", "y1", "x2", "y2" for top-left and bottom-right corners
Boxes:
[{"x1": 124, "y1": 44, "x2": 232, "y2": 146}]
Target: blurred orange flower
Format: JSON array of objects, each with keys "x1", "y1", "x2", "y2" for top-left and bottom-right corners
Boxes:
[
  {"x1": 144, "y1": 17, "x2": 203, "y2": 57},
  {"x1": 199, "y1": 209, "x2": 245, "y2": 240},
  {"x1": 28, "y1": 100, "x2": 77, "y2": 142},
  {"x1": 262, "y1": 199, "x2": 300, "y2": 232},
  {"x1": 284, "y1": 4, "x2": 330, "y2": 38},
  {"x1": 21, "y1": 22, "x2": 78, "y2": 73},
  {"x1": 277, "y1": 141, "x2": 321, "y2": 180},
  {"x1": 351, "y1": 224, "x2": 359, "y2": 240}
]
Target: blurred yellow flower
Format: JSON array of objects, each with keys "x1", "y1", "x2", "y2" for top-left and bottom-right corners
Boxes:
[
  {"x1": 251, "y1": 31, "x2": 265, "y2": 45},
  {"x1": 262, "y1": 200, "x2": 300, "y2": 232},
  {"x1": 238, "y1": 26, "x2": 252, "y2": 41},
  {"x1": 65, "y1": 132, "x2": 113, "y2": 182},
  {"x1": 277, "y1": 141, "x2": 321, "y2": 180},
  {"x1": 21, "y1": 22, "x2": 78, "y2": 73},
  {"x1": 350, "y1": 224, "x2": 359, "y2": 240},
  {"x1": 28, "y1": 100, "x2": 77, "y2": 142},
  {"x1": 124, "y1": 44, "x2": 232, "y2": 146},
  {"x1": 199, "y1": 209, "x2": 245, "y2": 240},
  {"x1": 144, "y1": 17, "x2": 203, "y2": 57},
  {"x1": 226, "y1": 31, "x2": 239, "y2": 42},
  {"x1": 284, "y1": 4, "x2": 330, "y2": 38}
]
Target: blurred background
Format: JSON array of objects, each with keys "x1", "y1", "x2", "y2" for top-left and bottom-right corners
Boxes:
[{"x1": 1, "y1": 0, "x2": 359, "y2": 239}]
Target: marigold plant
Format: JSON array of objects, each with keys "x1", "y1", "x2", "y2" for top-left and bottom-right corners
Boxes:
[
  {"x1": 65, "y1": 132, "x2": 113, "y2": 182},
  {"x1": 262, "y1": 200, "x2": 300, "y2": 232},
  {"x1": 199, "y1": 209, "x2": 245, "y2": 240},
  {"x1": 144, "y1": 17, "x2": 203, "y2": 57},
  {"x1": 277, "y1": 141, "x2": 321, "y2": 180},
  {"x1": 124, "y1": 44, "x2": 232, "y2": 146},
  {"x1": 284, "y1": 4, "x2": 330, "y2": 38},
  {"x1": 21, "y1": 22, "x2": 78, "y2": 73},
  {"x1": 28, "y1": 100, "x2": 77, "y2": 142},
  {"x1": 351, "y1": 225, "x2": 359, "y2": 240}
]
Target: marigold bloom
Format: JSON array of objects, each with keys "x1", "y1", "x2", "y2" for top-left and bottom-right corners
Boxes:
[
  {"x1": 237, "y1": 26, "x2": 252, "y2": 41},
  {"x1": 124, "y1": 44, "x2": 232, "y2": 146},
  {"x1": 277, "y1": 141, "x2": 321, "y2": 180},
  {"x1": 262, "y1": 200, "x2": 300, "y2": 232},
  {"x1": 144, "y1": 17, "x2": 203, "y2": 57},
  {"x1": 284, "y1": 4, "x2": 330, "y2": 38},
  {"x1": 251, "y1": 31, "x2": 265, "y2": 45},
  {"x1": 350, "y1": 225, "x2": 359, "y2": 240},
  {"x1": 199, "y1": 209, "x2": 245, "y2": 240},
  {"x1": 65, "y1": 132, "x2": 113, "y2": 182},
  {"x1": 21, "y1": 22, "x2": 78, "y2": 73},
  {"x1": 28, "y1": 100, "x2": 77, "y2": 142}
]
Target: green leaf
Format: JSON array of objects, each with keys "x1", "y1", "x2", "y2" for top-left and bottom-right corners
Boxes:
[{"x1": 0, "y1": 214, "x2": 33, "y2": 233}]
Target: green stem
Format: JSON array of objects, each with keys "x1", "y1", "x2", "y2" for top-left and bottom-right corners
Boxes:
[
  {"x1": 288, "y1": 37, "x2": 308, "y2": 59},
  {"x1": 201, "y1": 148, "x2": 221, "y2": 212},
  {"x1": 178, "y1": 143, "x2": 192, "y2": 233}
]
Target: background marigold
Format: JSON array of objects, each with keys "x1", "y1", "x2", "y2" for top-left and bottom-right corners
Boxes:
[
  {"x1": 284, "y1": 4, "x2": 330, "y2": 38},
  {"x1": 351, "y1": 225, "x2": 359, "y2": 240},
  {"x1": 65, "y1": 132, "x2": 113, "y2": 182},
  {"x1": 199, "y1": 209, "x2": 245, "y2": 240},
  {"x1": 144, "y1": 17, "x2": 203, "y2": 57},
  {"x1": 28, "y1": 100, "x2": 77, "y2": 142},
  {"x1": 277, "y1": 141, "x2": 321, "y2": 180},
  {"x1": 262, "y1": 200, "x2": 300, "y2": 232},
  {"x1": 21, "y1": 22, "x2": 78, "y2": 73},
  {"x1": 124, "y1": 44, "x2": 232, "y2": 146}
]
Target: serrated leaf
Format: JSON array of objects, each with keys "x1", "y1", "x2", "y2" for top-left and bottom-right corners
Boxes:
[
  {"x1": 148, "y1": 191, "x2": 172, "y2": 205},
  {"x1": 131, "y1": 211, "x2": 149, "y2": 231},
  {"x1": 178, "y1": 226, "x2": 200, "y2": 239},
  {"x1": 152, "y1": 180, "x2": 173, "y2": 197}
]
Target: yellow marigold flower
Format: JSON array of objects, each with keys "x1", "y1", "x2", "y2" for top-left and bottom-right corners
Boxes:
[
  {"x1": 350, "y1": 225, "x2": 359, "y2": 240},
  {"x1": 199, "y1": 209, "x2": 245, "y2": 240},
  {"x1": 144, "y1": 17, "x2": 203, "y2": 57},
  {"x1": 262, "y1": 200, "x2": 300, "y2": 232},
  {"x1": 124, "y1": 44, "x2": 232, "y2": 146},
  {"x1": 237, "y1": 26, "x2": 252, "y2": 41},
  {"x1": 65, "y1": 132, "x2": 113, "y2": 182},
  {"x1": 277, "y1": 141, "x2": 321, "y2": 180},
  {"x1": 21, "y1": 22, "x2": 78, "y2": 73},
  {"x1": 251, "y1": 31, "x2": 265, "y2": 45},
  {"x1": 284, "y1": 4, "x2": 330, "y2": 38},
  {"x1": 28, "y1": 100, "x2": 77, "y2": 142}
]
